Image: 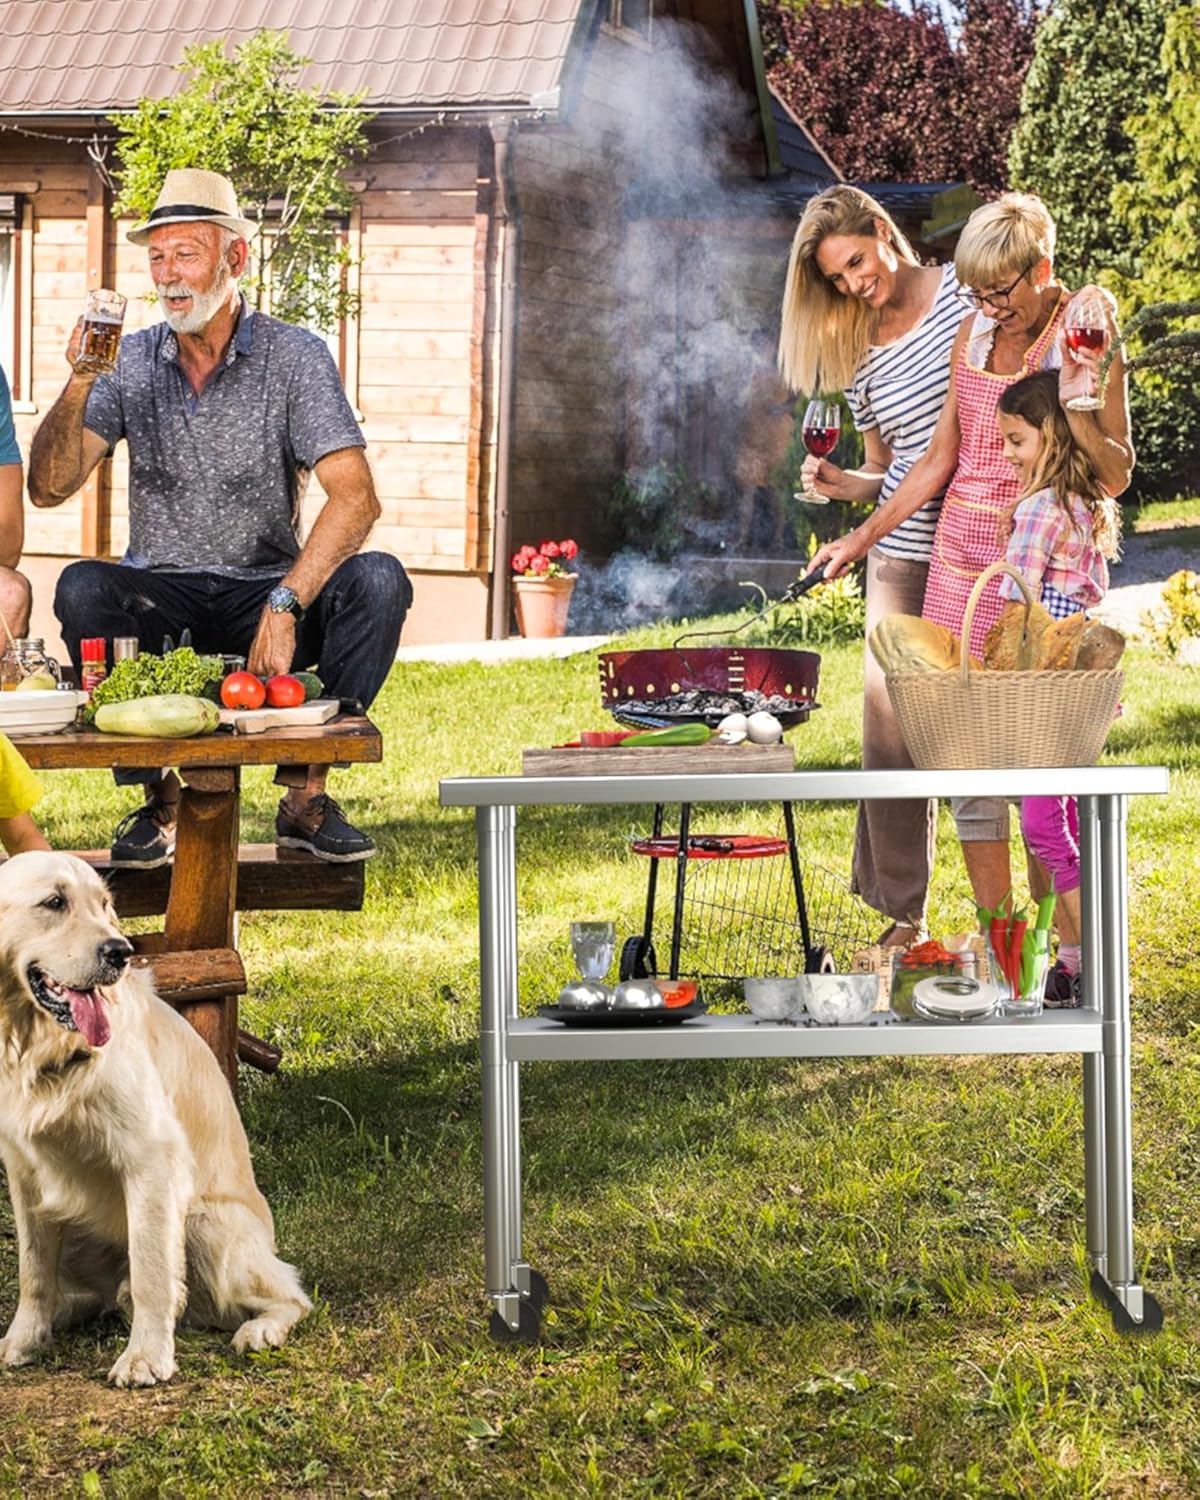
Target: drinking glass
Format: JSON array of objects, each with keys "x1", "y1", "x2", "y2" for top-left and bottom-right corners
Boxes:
[
  {"x1": 797, "y1": 398, "x2": 840, "y2": 503},
  {"x1": 570, "y1": 921, "x2": 616, "y2": 982},
  {"x1": 76, "y1": 288, "x2": 127, "y2": 377},
  {"x1": 987, "y1": 939, "x2": 1049, "y2": 1019},
  {"x1": 1063, "y1": 293, "x2": 1108, "y2": 411}
]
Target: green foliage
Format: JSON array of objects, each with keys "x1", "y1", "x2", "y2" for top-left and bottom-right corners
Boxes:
[
  {"x1": 111, "y1": 31, "x2": 372, "y2": 331},
  {"x1": 1147, "y1": 568, "x2": 1200, "y2": 654},
  {"x1": 1008, "y1": 0, "x2": 1169, "y2": 285},
  {"x1": 748, "y1": 537, "x2": 867, "y2": 646},
  {"x1": 84, "y1": 646, "x2": 222, "y2": 723},
  {"x1": 599, "y1": 461, "x2": 717, "y2": 562},
  {"x1": 1012, "y1": 1, "x2": 1200, "y2": 501}
]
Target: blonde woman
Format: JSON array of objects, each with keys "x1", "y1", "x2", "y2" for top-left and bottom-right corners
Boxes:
[
  {"x1": 806, "y1": 193, "x2": 1133, "y2": 916},
  {"x1": 779, "y1": 185, "x2": 962, "y2": 944}
]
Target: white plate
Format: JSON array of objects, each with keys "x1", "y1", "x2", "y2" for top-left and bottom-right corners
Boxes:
[{"x1": 911, "y1": 975, "x2": 999, "y2": 1021}]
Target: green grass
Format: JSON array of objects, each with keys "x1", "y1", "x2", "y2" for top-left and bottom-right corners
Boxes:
[
  {"x1": 2, "y1": 621, "x2": 1198, "y2": 1498},
  {"x1": 1130, "y1": 497, "x2": 1200, "y2": 531}
]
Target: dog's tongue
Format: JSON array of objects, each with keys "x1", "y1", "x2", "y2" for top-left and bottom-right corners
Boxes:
[{"x1": 68, "y1": 988, "x2": 111, "y2": 1047}]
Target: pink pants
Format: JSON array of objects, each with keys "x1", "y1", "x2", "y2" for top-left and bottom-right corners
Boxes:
[{"x1": 1020, "y1": 796, "x2": 1081, "y2": 895}]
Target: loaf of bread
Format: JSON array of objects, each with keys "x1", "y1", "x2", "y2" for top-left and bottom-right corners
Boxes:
[
  {"x1": 982, "y1": 600, "x2": 1054, "y2": 671},
  {"x1": 1035, "y1": 612, "x2": 1089, "y2": 670},
  {"x1": 1074, "y1": 620, "x2": 1127, "y2": 671}
]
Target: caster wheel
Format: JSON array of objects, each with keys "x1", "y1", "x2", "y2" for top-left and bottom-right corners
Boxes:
[
  {"x1": 805, "y1": 945, "x2": 836, "y2": 974},
  {"x1": 1110, "y1": 1290, "x2": 1163, "y2": 1336},
  {"x1": 521, "y1": 1269, "x2": 550, "y2": 1311},
  {"x1": 620, "y1": 934, "x2": 656, "y2": 980},
  {"x1": 488, "y1": 1299, "x2": 542, "y2": 1344}
]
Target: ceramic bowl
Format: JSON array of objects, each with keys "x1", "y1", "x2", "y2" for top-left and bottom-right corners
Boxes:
[
  {"x1": 797, "y1": 974, "x2": 878, "y2": 1025},
  {"x1": 0, "y1": 688, "x2": 86, "y2": 738},
  {"x1": 743, "y1": 976, "x2": 803, "y2": 1022}
]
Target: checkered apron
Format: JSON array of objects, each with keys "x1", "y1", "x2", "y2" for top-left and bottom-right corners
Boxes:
[{"x1": 923, "y1": 293, "x2": 1068, "y2": 660}]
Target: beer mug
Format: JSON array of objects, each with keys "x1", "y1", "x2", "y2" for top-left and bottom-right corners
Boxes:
[{"x1": 76, "y1": 289, "x2": 127, "y2": 376}]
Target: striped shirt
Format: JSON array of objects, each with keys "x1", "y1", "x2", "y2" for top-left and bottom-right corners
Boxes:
[{"x1": 847, "y1": 262, "x2": 964, "y2": 562}]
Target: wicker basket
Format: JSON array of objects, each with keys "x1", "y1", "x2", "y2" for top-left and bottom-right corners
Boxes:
[{"x1": 886, "y1": 561, "x2": 1123, "y2": 769}]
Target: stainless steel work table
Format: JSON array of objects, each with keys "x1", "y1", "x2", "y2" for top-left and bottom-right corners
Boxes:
[{"x1": 439, "y1": 765, "x2": 1171, "y2": 1341}]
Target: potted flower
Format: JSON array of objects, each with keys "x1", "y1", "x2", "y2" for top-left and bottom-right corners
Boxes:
[{"x1": 510, "y1": 539, "x2": 579, "y2": 638}]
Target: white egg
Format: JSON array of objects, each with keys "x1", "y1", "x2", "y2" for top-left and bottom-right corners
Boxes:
[
  {"x1": 746, "y1": 710, "x2": 783, "y2": 744},
  {"x1": 717, "y1": 712, "x2": 748, "y2": 735}
]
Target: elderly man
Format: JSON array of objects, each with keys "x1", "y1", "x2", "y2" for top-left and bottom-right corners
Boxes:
[
  {"x1": 0, "y1": 363, "x2": 32, "y2": 638},
  {"x1": 28, "y1": 169, "x2": 410, "y2": 866}
]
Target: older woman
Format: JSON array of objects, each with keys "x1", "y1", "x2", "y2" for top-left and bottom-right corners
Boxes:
[
  {"x1": 779, "y1": 185, "x2": 964, "y2": 945},
  {"x1": 807, "y1": 193, "x2": 1134, "y2": 916}
]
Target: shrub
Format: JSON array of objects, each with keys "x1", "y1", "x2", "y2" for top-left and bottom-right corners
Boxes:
[{"x1": 1147, "y1": 569, "x2": 1200, "y2": 655}]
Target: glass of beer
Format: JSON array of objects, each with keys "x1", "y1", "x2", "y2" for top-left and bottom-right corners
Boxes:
[{"x1": 76, "y1": 288, "x2": 127, "y2": 376}]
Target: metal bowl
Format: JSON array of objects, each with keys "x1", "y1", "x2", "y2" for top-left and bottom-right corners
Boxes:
[
  {"x1": 611, "y1": 978, "x2": 665, "y2": 1010},
  {"x1": 556, "y1": 980, "x2": 612, "y2": 1012}
]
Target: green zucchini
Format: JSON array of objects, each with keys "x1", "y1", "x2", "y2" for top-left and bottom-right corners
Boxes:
[
  {"x1": 94, "y1": 694, "x2": 220, "y2": 738},
  {"x1": 620, "y1": 724, "x2": 712, "y2": 747}
]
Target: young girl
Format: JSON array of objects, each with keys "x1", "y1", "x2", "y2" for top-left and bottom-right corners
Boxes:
[
  {"x1": 0, "y1": 730, "x2": 51, "y2": 855},
  {"x1": 995, "y1": 370, "x2": 1122, "y2": 1006}
]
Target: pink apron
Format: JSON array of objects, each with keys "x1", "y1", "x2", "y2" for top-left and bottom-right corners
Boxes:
[{"x1": 922, "y1": 292, "x2": 1067, "y2": 660}]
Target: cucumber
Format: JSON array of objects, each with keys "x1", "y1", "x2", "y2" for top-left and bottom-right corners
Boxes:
[
  {"x1": 94, "y1": 694, "x2": 220, "y2": 738},
  {"x1": 620, "y1": 724, "x2": 712, "y2": 747},
  {"x1": 293, "y1": 670, "x2": 324, "y2": 702}
]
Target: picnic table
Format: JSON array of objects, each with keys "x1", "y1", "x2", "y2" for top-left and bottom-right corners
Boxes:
[
  {"x1": 440, "y1": 762, "x2": 1170, "y2": 1343},
  {"x1": 18, "y1": 714, "x2": 382, "y2": 1088}
]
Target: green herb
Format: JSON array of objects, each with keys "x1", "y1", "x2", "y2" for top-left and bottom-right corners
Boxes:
[{"x1": 84, "y1": 647, "x2": 223, "y2": 724}]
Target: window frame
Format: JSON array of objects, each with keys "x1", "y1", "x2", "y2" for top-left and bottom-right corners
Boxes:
[
  {"x1": 605, "y1": 0, "x2": 654, "y2": 46},
  {"x1": 0, "y1": 193, "x2": 36, "y2": 413}
]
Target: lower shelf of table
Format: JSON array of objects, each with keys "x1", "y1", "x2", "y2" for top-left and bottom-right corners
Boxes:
[{"x1": 506, "y1": 1009, "x2": 1103, "y2": 1061}]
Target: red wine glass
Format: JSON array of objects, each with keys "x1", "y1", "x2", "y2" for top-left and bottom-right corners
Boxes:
[
  {"x1": 1064, "y1": 293, "x2": 1108, "y2": 411},
  {"x1": 798, "y1": 398, "x2": 840, "y2": 503}
]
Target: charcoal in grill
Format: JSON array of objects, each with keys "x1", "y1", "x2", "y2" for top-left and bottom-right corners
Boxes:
[{"x1": 618, "y1": 688, "x2": 811, "y2": 727}]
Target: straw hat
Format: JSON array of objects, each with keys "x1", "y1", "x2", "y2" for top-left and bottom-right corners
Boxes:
[{"x1": 127, "y1": 168, "x2": 256, "y2": 246}]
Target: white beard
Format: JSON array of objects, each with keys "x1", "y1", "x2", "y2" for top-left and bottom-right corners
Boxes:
[{"x1": 160, "y1": 265, "x2": 234, "y2": 334}]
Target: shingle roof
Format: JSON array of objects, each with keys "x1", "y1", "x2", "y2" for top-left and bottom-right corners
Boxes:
[{"x1": 0, "y1": 0, "x2": 596, "y2": 116}]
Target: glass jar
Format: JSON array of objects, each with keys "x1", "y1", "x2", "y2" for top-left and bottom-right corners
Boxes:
[{"x1": 0, "y1": 637, "x2": 64, "y2": 691}]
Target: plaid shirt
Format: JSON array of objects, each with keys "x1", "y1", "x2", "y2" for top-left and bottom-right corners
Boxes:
[{"x1": 1000, "y1": 487, "x2": 1108, "y2": 614}]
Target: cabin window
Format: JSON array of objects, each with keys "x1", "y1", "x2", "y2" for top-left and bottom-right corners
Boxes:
[{"x1": 610, "y1": 0, "x2": 652, "y2": 41}]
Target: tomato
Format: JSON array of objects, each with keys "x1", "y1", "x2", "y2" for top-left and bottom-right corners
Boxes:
[
  {"x1": 264, "y1": 674, "x2": 306, "y2": 709},
  {"x1": 220, "y1": 671, "x2": 266, "y2": 710}
]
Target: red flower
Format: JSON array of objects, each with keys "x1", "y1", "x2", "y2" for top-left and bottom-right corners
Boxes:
[
  {"x1": 527, "y1": 553, "x2": 551, "y2": 575},
  {"x1": 510, "y1": 552, "x2": 527, "y2": 573},
  {"x1": 559, "y1": 538, "x2": 578, "y2": 559},
  {"x1": 540, "y1": 540, "x2": 561, "y2": 558}
]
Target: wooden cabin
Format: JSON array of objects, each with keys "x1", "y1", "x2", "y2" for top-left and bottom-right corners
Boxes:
[{"x1": 2, "y1": 1, "x2": 846, "y2": 646}]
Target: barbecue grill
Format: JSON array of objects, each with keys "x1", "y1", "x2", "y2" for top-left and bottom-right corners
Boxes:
[{"x1": 598, "y1": 645, "x2": 821, "y2": 730}]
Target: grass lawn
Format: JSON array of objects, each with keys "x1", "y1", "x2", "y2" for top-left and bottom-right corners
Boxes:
[{"x1": 2, "y1": 620, "x2": 1198, "y2": 1498}]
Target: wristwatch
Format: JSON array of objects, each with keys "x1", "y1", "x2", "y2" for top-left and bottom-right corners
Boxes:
[{"x1": 267, "y1": 584, "x2": 306, "y2": 622}]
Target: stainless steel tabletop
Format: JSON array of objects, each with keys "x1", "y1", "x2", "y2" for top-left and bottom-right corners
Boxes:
[{"x1": 440, "y1": 764, "x2": 1170, "y2": 807}]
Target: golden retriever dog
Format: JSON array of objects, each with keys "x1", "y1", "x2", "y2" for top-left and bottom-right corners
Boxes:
[{"x1": 0, "y1": 852, "x2": 310, "y2": 1386}]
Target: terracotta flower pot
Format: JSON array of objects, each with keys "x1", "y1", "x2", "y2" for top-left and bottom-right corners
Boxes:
[{"x1": 512, "y1": 573, "x2": 577, "y2": 639}]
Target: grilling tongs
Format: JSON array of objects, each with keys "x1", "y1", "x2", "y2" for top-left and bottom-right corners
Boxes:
[{"x1": 672, "y1": 565, "x2": 828, "y2": 650}]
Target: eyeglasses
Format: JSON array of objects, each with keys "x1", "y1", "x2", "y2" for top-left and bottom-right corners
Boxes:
[{"x1": 956, "y1": 264, "x2": 1036, "y2": 312}]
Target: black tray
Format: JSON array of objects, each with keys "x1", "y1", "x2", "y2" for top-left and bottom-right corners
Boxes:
[{"x1": 536, "y1": 998, "x2": 708, "y2": 1027}]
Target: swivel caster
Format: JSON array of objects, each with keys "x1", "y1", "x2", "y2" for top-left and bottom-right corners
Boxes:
[
  {"x1": 521, "y1": 1268, "x2": 550, "y2": 1311},
  {"x1": 488, "y1": 1298, "x2": 542, "y2": 1344},
  {"x1": 620, "y1": 934, "x2": 656, "y2": 980},
  {"x1": 1111, "y1": 1291, "x2": 1163, "y2": 1336},
  {"x1": 805, "y1": 944, "x2": 836, "y2": 974}
]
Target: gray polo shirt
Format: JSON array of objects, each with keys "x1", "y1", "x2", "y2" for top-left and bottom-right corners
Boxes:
[{"x1": 84, "y1": 299, "x2": 365, "y2": 578}]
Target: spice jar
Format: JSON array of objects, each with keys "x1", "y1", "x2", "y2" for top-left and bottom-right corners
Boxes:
[
  {"x1": 0, "y1": 637, "x2": 64, "y2": 691},
  {"x1": 80, "y1": 638, "x2": 108, "y2": 700}
]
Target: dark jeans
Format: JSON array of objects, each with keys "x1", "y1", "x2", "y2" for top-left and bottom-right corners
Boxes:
[{"x1": 55, "y1": 553, "x2": 412, "y2": 788}]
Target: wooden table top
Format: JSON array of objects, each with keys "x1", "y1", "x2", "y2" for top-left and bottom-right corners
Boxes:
[{"x1": 16, "y1": 715, "x2": 383, "y2": 771}]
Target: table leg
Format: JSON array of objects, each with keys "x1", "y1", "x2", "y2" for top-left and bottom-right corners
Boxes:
[
  {"x1": 477, "y1": 805, "x2": 540, "y2": 1337},
  {"x1": 164, "y1": 769, "x2": 240, "y2": 1091},
  {"x1": 1093, "y1": 792, "x2": 1162, "y2": 1332},
  {"x1": 1078, "y1": 796, "x2": 1107, "y2": 1279}
]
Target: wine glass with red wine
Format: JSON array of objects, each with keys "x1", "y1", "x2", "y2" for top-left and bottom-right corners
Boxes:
[
  {"x1": 1064, "y1": 292, "x2": 1108, "y2": 411},
  {"x1": 798, "y1": 398, "x2": 840, "y2": 503}
]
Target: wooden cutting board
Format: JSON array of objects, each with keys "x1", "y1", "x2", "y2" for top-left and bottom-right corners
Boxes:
[
  {"x1": 217, "y1": 698, "x2": 340, "y2": 735},
  {"x1": 522, "y1": 742, "x2": 795, "y2": 776}
]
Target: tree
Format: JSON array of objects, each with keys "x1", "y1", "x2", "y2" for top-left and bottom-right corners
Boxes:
[
  {"x1": 761, "y1": 0, "x2": 1039, "y2": 194},
  {"x1": 112, "y1": 31, "x2": 373, "y2": 332},
  {"x1": 1010, "y1": 0, "x2": 1198, "y2": 500},
  {"x1": 1008, "y1": 0, "x2": 1168, "y2": 284}
]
